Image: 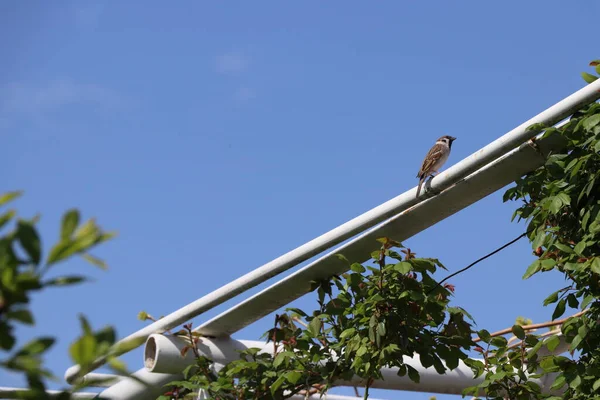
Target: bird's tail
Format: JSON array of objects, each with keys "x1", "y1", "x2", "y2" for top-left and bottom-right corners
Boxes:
[{"x1": 416, "y1": 178, "x2": 425, "y2": 198}]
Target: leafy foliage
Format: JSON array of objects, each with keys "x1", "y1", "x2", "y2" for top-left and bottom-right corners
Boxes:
[
  {"x1": 159, "y1": 239, "x2": 474, "y2": 399},
  {"x1": 0, "y1": 191, "x2": 122, "y2": 398},
  {"x1": 496, "y1": 69, "x2": 600, "y2": 399},
  {"x1": 581, "y1": 60, "x2": 600, "y2": 84}
]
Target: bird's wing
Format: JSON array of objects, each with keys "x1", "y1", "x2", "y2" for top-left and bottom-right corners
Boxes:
[{"x1": 417, "y1": 143, "x2": 444, "y2": 178}]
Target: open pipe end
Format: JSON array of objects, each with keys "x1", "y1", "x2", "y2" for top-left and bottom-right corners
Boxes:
[{"x1": 144, "y1": 336, "x2": 158, "y2": 371}]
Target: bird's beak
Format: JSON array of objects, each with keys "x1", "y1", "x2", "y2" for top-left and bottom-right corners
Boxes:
[{"x1": 449, "y1": 136, "x2": 457, "y2": 142}]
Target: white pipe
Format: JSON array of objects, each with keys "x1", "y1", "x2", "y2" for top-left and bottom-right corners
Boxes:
[
  {"x1": 148, "y1": 335, "x2": 562, "y2": 394},
  {"x1": 87, "y1": 370, "x2": 182, "y2": 400},
  {"x1": 0, "y1": 387, "x2": 99, "y2": 399},
  {"x1": 142, "y1": 335, "x2": 562, "y2": 398},
  {"x1": 144, "y1": 334, "x2": 267, "y2": 374},
  {"x1": 65, "y1": 79, "x2": 600, "y2": 383},
  {"x1": 76, "y1": 372, "x2": 125, "y2": 388},
  {"x1": 197, "y1": 129, "x2": 566, "y2": 336},
  {"x1": 144, "y1": 332, "x2": 571, "y2": 376}
]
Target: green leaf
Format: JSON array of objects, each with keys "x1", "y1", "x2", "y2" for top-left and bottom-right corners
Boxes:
[
  {"x1": 0, "y1": 209, "x2": 16, "y2": 230},
  {"x1": 511, "y1": 324, "x2": 525, "y2": 340},
  {"x1": 490, "y1": 336, "x2": 508, "y2": 348},
  {"x1": 549, "y1": 196, "x2": 562, "y2": 214},
  {"x1": 356, "y1": 345, "x2": 367, "y2": 357},
  {"x1": 526, "y1": 122, "x2": 547, "y2": 132},
  {"x1": 543, "y1": 290, "x2": 559, "y2": 306},
  {"x1": 394, "y1": 261, "x2": 412, "y2": 274},
  {"x1": 79, "y1": 315, "x2": 93, "y2": 336},
  {"x1": 334, "y1": 253, "x2": 349, "y2": 264},
  {"x1": 410, "y1": 258, "x2": 436, "y2": 272},
  {"x1": 591, "y1": 258, "x2": 600, "y2": 275},
  {"x1": 566, "y1": 293, "x2": 579, "y2": 309},
  {"x1": 593, "y1": 377, "x2": 600, "y2": 392},
  {"x1": 340, "y1": 328, "x2": 356, "y2": 339},
  {"x1": 583, "y1": 114, "x2": 600, "y2": 130},
  {"x1": 16, "y1": 220, "x2": 41, "y2": 265},
  {"x1": 307, "y1": 318, "x2": 321, "y2": 337},
  {"x1": 570, "y1": 333, "x2": 583, "y2": 350},
  {"x1": 552, "y1": 298, "x2": 566, "y2": 320},
  {"x1": 285, "y1": 371, "x2": 302, "y2": 384},
  {"x1": 69, "y1": 334, "x2": 97, "y2": 366},
  {"x1": 545, "y1": 335, "x2": 561, "y2": 352},
  {"x1": 553, "y1": 243, "x2": 573, "y2": 253},
  {"x1": 581, "y1": 294, "x2": 594, "y2": 310},
  {"x1": 540, "y1": 258, "x2": 557, "y2": 271},
  {"x1": 582, "y1": 72, "x2": 598, "y2": 84},
  {"x1": 550, "y1": 374, "x2": 566, "y2": 390},
  {"x1": 0, "y1": 324, "x2": 16, "y2": 350},
  {"x1": 369, "y1": 314, "x2": 378, "y2": 329},
  {"x1": 18, "y1": 337, "x2": 55, "y2": 356},
  {"x1": 574, "y1": 240, "x2": 586, "y2": 256},
  {"x1": 43, "y1": 275, "x2": 88, "y2": 287},
  {"x1": 285, "y1": 307, "x2": 308, "y2": 317},
  {"x1": 350, "y1": 263, "x2": 365, "y2": 273},
  {"x1": 477, "y1": 329, "x2": 492, "y2": 343},
  {"x1": 6, "y1": 309, "x2": 34, "y2": 325},
  {"x1": 270, "y1": 375, "x2": 286, "y2": 395},
  {"x1": 556, "y1": 192, "x2": 571, "y2": 206},
  {"x1": 137, "y1": 311, "x2": 149, "y2": 321},
  {"x1": 377, "y1": 322, "x2": 386, "y2": 337},
  {"x1": 273, "y1": 352, "x2": 287, "y2": 368},
  {"x1": 82, "y1": 253, "x2": 108, "y2": 270},
  {"x1": 532, "y1": 230, "x2": 546, "y2": 250},
  {"x1": 523, "y1": 260, "x2": 541, "y2": 279},
  {"x1": 406, "y1": 364, "x2": 420, "y2": 383},
  {"x1": 0, "y1": 191, "x2": 23, "y2": 207},
  {"x1": 569, "y1": 374, "x2": 582, "y2": 389},
  {"x1": 61, "y1": 209, "x2": 80, "y2": 240}
]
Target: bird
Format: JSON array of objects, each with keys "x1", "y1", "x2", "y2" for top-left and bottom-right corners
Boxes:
[{"x1": 416, "y1": 135, "x2": 456, "y2": 197}]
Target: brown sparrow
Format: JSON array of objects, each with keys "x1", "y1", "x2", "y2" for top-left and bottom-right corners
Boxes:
[{"x1": 416, "y1": 135, "x2": 456, "y2": 197}]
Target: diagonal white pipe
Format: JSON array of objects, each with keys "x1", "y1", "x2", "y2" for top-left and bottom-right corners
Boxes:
[
  {"x1": 65, "y1": 79, "x2": 600, "y2": 384},
  {"x1": 196, "y1": 128, "x2": 566, "y2": 336}
]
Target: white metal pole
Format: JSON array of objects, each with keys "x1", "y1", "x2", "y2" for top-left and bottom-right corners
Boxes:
[{"x1": 65, "y1": 79, "x2": 600, "y2": 384}]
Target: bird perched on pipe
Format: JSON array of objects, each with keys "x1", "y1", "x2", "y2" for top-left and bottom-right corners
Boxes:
[{"x1": 416, "y1": 135, "x2": 456, "y2": 197}]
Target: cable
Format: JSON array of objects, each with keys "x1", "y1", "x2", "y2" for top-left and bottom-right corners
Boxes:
[{"x1": 427, "y1": 231, "x2": 528, "y2": 295}]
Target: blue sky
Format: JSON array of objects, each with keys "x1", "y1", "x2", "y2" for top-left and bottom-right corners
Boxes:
[{"x1": 1, "y1": 1, "x2": 598, "y2": 399}]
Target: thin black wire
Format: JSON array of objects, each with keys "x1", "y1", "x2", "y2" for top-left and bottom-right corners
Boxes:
[{"x1": 427, "y1": 231, "x2": 529, "y2": 295}]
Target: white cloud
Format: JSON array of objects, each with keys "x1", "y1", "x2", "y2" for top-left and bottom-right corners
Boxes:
[
  {"x1": 214, "y1": 52, "x2": 249, "y2": 75},
  {"x1": 0, "y1": 80, "x2": 123, "y2": 115}
]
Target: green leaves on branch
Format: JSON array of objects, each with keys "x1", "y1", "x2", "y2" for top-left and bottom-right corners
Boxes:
[
  {"x1": 48, "y1": 210, "x2": 116, "y2": 268},
  {"x1": 581, "y1": 60, "x2": 600, "y2": 83},
  {"x1": 502, "y1": 60, "x2": 600, "y2": 400},
  {"x1": 163, "y1": 239, "x2": 474, "y2": 399},
  {"x1": 0, "y1": 191, "x2": 117, "y2": 398}
]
